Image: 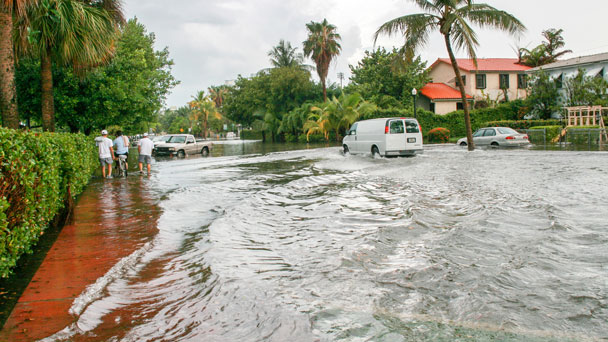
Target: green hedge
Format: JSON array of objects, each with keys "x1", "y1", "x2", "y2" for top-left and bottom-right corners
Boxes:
[
  {"x1": 0, "y1": 128, "x2": 97, "y2": 277},
  {"x1": 527, "y1": 125, "x2": 562, "y2": 143},
  {"x1": 485, "y1": 119, "x2": 563, "y2": 129}
]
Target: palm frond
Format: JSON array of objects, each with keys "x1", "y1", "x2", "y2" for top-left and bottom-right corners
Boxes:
[{"x1": 458, "y1": 3, "x2": 525, "y2": 35}]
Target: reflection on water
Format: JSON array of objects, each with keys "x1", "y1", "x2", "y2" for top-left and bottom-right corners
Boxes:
[{"x1": 43, "y1": 142, "x2": 608, "y2": 341}]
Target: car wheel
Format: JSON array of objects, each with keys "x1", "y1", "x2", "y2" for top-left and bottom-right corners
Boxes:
[
  {"x1": 343, "y1": 145, "x2": 349, "y2": 155},
  {"x1": 177, "y1": 150, "x2": 185, "y2": 158},
  {"x1": 371, "y1": 146, "x2": 380, "y2": 158},
  {"x1": 459, "y1": 142, "x2": 467, "y2": 146},
  {"x1": 201, "y1": 147, "x2": 209, "y2": 157},
  {"x1": 490, "y1": 142, "x2": 499, "y2": 148}
]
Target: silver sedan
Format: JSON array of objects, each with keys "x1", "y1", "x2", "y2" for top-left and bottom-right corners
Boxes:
[{"x1": 457, "y1": 127, "x2": 530, "y2": 147}]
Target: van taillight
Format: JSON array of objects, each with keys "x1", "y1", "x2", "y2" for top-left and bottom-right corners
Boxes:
[{"x1": 385, "y1": 126, "x2": 389, "y2": 134}]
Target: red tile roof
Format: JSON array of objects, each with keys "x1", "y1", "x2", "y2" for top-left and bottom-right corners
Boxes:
[
  {"x1": 431, "y1": 58, "x2": 532, "y2": 72},
  {"x1": 420, "y1": 83, "x2": 473, "y2": 100}
]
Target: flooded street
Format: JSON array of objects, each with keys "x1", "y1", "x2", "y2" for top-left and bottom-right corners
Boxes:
[{"x1": 20, "y1": 142, "x2": 608, "y2": 341}]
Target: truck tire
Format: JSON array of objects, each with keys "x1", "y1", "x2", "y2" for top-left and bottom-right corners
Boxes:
[
  {"x1": 201, "y1": 147, "x2": 209, "y2": 157},
  {"x1": 177, "y1": 150, "x2": 185, "y2": 158}
]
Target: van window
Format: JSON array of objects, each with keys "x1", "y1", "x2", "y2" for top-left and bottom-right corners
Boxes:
[
  {"x1": 389, "y1": 120, "x2": 404, "y2": 134},
  {"x1": 349, "y1": 123, "x2": 358, "y2": 135},
  {"x1": 405, "y1": 120, "x2": 419, "y2": 133}
]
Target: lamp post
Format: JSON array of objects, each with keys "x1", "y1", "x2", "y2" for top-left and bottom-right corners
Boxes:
[{"x1": 411, "y1": 88, "x2": 418, "y2": 119}]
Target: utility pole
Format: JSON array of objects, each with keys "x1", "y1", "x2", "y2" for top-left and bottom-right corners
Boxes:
[{"x1": 337, "y1": 72, "x2": 344, "y2": 89}]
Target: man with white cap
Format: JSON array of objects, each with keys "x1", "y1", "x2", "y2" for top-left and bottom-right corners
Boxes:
[
  {"x1": 138, "y1": 132, "x2": 154, "y2": 175},
  {"x1": 95, "y1": 129, "x2": 114, "y2": 178}
]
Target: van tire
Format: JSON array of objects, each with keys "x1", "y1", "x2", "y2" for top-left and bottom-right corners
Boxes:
[
  {"x1": 343, "y1": 145, "x2": 349, "y2": 155},
  {"x1": 371, "y1": 146, "x2": 380, "y2": 158}
]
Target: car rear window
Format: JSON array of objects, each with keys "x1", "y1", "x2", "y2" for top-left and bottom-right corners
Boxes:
[
  {"x1": 405, "y1": 120, "x2": 419, "y2": 133},
  {"x1": 497, "y1": 127, "x2": 518, "y2": 135}
]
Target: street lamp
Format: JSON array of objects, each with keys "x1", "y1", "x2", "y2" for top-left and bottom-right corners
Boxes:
[{"x1": 411, "y1": 88, "x2": 418, "y2": 119}]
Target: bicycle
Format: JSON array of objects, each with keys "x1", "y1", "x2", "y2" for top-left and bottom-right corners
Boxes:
[{"x1": 115, "y1": 154, "x2": 128, "y2": 177}]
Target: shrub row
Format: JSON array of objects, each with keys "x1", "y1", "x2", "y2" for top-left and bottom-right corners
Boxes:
[
  {"x1": 0, "y1": 128, "x2": 97, "y2": 277},
  {"x1": 240, "y1": 129, "x2": 263, "y2": 140},
  {"x1": 485, "y1": 119, "x2": 563, "y2": 129},
  {"x1": 526, "y1": 125, "x2": 562, "y2": 143}
]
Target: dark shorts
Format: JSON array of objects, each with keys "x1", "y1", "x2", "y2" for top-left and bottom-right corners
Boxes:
[
  {"x1": 138, "y1": 155, "x2": 152, "y2": 164},
  {"x1": 114, "y1": 152, "x2": 129, "y2": 158},
  {"x1": 99, "y1": 157, "x2": 113, "y2": 166}
]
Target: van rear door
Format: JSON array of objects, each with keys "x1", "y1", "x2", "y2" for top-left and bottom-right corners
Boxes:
[
  {"x1": 404, "y1": 119, "x2": 423, "y2": 151},
  {"x1": 386, "y1": 119, "x2": 405, "y2": 153}
]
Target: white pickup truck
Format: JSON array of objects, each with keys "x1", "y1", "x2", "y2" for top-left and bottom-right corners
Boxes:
[{"x1": 153, "y1": 134, "x2": 213, "y2": 157}]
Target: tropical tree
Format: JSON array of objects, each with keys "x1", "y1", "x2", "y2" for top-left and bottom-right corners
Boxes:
[
  {"x1": 520, "y1": 28, "x2": 571, "y2": 67},
  {"x1": 189, "y1": 90, "x2": 220, "y2": 139},
  {"x1": 0, "y1": 0, "x2": 32, "y2": 128},
  {"x1": 15, "y1": 0, "x2": 123, "y2": 131},
  {"x1": 303, "y1": 19, "x2": 341, "y2": 102},
  {"x1": 268, "y1": 39, "x2": 307, "y2": 69},
  {"x1": 304, "y1": 104, "x2": 331, "y2": 141},
  {"x1": 327, "y1": 93, "x2": 376, "y2": 141},
  {"x1": 208, "y1": 86, "x2": 228, "y2": 108},
  {"x1": 525, "y1": 69, "x2": 560, "y2": 119},
  {"x1": 375, "y1": 0, "x2": 525, "y2": 150}
]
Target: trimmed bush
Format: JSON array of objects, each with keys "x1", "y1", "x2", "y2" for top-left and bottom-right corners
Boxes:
[
  {"x1": 427, "y1": 127, "x2": 450, "y2": 143},
  {"x1": 0, "y1": 128, "x2": 97, "y2": 277},
  {"x1": 486, "y1": 119, "x2": 563, "y2": 129},
  {"x1": 527, "y1": 125, "x2": 562, "y2": 143}
]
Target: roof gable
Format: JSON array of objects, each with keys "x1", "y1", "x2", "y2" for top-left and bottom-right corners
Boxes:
[
  {"x1": 529, "y1": 52, "x2": 608, "y2": 71},
  {"x1": 431, "y1": 58, "x2": 531, "y2": 72},
  {"x1": 420, "y1": 83, "x2": 473, "y2": 100}
]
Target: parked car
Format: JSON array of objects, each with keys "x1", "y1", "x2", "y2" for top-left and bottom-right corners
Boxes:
[
  {"x1": 153, "y1": 134, "x2": 213, "y2": 157},
  {"x1": 342, "y1": 117, "x2": 423, "y2": 157},
  {"x1": 457, "y1": 127, "x2": 530, "y2": 147}
]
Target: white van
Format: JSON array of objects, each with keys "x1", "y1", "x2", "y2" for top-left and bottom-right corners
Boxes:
[{"x1": 342, "y1": 118, "x2": 423, "y2": 157}]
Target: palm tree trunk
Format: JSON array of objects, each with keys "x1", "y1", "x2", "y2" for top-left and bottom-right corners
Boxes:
[
  {"x1": 0, "y1": 9, "x2": 19, "y2": 129},
  {"x1": 322, "y1": 78, "x2": 327, "y2": 102},
  {"x1": 444, "y1": 34, "x2": 474, "y2": 151},
  {"x1": 41, "y1": 52, "x2": 56, "y2": 132}
]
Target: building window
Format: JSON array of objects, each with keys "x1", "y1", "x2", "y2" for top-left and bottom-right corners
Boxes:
[
  {"x1": 476, "y1": 74, "x2": 486, "y2": 89},
  {"x1": 457, "y1": 102, "x2": 464, "y2": 110},
  {"x1": 517, "y1": 74, "x2": 527, "y2": 89},
  {"x1": 556, "y1": 74, "x2": 563, "y2": 88},
  {"x1": 430, "y1": 102, "x2": 435, "y2": 114},
  {"x1": 499, "y1": 74, "x2": 510, "y2": 89}
]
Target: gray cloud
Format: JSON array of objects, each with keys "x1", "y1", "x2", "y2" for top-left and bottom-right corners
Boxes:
[{"x1": 124, "y1": 0, "x2": 608, "y2": 108}]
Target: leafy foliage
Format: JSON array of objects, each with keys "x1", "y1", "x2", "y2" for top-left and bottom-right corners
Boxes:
[
  {"x1": 0, "y1": 128, "x2": 97, "y2": 277},
  {"x1": 486, "y1": 119, "x2": 563, "y2": 129},
  {"x1": 15, "y1": 18, "x2": 178, "y2": 134},
  {"x1": 346, "y1": 48, "x2": 429, "y2": 108},
  {"x1": 525, "y1": 70, "x2": 561, "y2": 119},
  {"x1": 563, "y1": 69, "x2": 608, "y2": 106}
]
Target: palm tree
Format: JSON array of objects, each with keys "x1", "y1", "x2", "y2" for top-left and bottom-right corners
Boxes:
[
  {"x1": 268, "y1": 39, "x2": 306, "y2": 68},
  {"x1": 208, "y1": 86, "x2": 228, "y2": 108},
  {"x1": 189, "y1": 90, "x2": 220, "y2": 139},
  {"x1": 375, "y1": 0, "x2": 525, "y2": 150},
  {"x1": 304, "y1": 104, "x2": 331, "y2": 142},
  {"x1": 15, "y1": 0, "x2": 123, "y2": 131},
  {"x1": 0, "y1": 0, "x2": 32, "y2": 129},
  {"x1": 303, "y1": 19, "x2": 341, "y2": 102},
  {"x1": 327, "y1": 93, "x2": 376, "y2": 141},
  {"x1": 520, "y1": 28, "x2": 571, "y2": 67}
]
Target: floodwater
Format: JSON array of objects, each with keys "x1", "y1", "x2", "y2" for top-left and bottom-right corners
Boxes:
[{"x1": 40, "y1": 141, "x2": 608, "y2": 341}]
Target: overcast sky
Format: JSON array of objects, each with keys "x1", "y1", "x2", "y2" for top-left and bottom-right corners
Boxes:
[{"x1": 123, "y1": 0, "x2": 608, "y2": 108}]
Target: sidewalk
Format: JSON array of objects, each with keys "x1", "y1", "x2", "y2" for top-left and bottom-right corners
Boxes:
[{"x1": 0, "y1": 177, "x2": 160, "y2": 342}]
